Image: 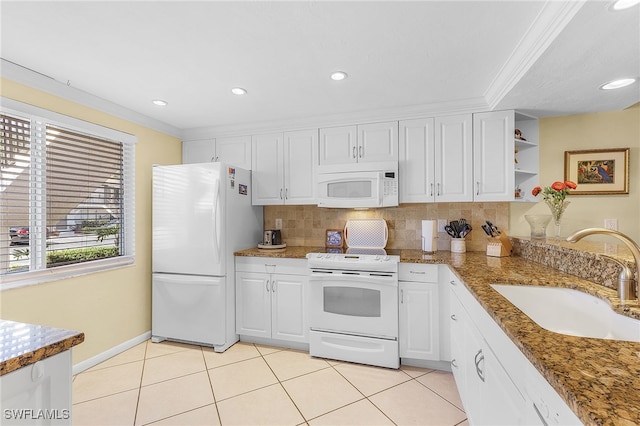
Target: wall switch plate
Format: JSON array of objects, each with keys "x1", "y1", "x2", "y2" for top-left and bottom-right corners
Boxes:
[
  {"x1": 437, "y1": 219, "x2": 447, "y2": 232},
  {"x1": 604, "y1": 219, "x2": 618, "y2": 231},
  {"x1": 275, "y1": 218, "x2": 282, "y2": 230}
]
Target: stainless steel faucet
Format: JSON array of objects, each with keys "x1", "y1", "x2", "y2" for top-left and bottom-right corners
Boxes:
[{"x1": 566, "y1": 228, "x2": 640, "y2": 301}]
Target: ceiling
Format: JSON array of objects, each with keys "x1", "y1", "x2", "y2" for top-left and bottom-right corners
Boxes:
[{"x1": 1, "y1": 1, "x2": 638, "y2": 136}]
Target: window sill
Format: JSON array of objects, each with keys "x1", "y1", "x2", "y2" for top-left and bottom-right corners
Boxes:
[{"x1": 0, "y1": 256, "x2": 135, "y2": 291}]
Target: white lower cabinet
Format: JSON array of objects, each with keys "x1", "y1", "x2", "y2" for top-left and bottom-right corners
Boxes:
[
  {"x1": 448, "y1": 269, "x2": 582, "y2": 425},
  {"x1": 236, "y1": 257, "x2": 308, "y2": 344},
  {"x1": 0, "y1": 351, "x2": 72, "y2": 425},
  {"x1": 398, "y1": 263, "x2": 439, "y2": 360}
]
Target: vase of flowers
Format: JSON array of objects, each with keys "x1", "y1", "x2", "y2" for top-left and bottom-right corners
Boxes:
[{"x1": 531, "y1": 180, "x2": 577, "y2": 238}]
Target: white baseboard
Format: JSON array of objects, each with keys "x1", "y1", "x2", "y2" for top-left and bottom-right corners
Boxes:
[{"x1": 72, "y1": 331, "x2": 151, "y2": 375}]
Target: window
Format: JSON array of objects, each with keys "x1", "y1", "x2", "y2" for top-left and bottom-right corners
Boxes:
[{"x1": 1, "y1": 100, "x2": 136, "y2": 288}]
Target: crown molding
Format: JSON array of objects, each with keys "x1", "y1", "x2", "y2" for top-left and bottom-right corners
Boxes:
[
  {"x1": 181, "y1": 97, "x2": 489, "y2": 141},
  {"x1": 1, "y1": 59, "x2": 182, "y2": 138},
  {"x1": 484, "y1": 0, "x2": 587, "y2": 110}
]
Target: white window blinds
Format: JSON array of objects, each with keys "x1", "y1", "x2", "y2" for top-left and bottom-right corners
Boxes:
[{"x1": 0, "y1": 102, "x2": 136, "y2": 287}]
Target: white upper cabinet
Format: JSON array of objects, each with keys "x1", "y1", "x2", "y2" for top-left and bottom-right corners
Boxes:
[
  {"x1": 319, "y1": 125, "x2": 357, "y2": 165},
  {"x1": 182, "y1": 136, "x2": 251, "y2": 170},
  {"x1": 319, "y1": 121, "x2": 398, "y2": 166},
  {"x1": 473, "y1": 111, "x2": 515, "y2": 201},
  {"x1": 182, "y1": 139, "x2": 215, "y2": 164},
  {"x1": 284, "y1": 129, "x2": 318, "y2": 205},
  {"x1": 252, "y1": 129, "x2": 317, "y2": 205},
  {"x1": 216, "y1": 136, "x2": 252, "y2": 170},
  {"x1": 435, "y1": 114, "x2": 473, "y2": 202},
  {"x1": 399, "y1": 118, "x2": 435, "y2": 202}
]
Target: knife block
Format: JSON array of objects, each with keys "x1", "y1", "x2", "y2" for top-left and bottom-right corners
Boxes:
[{"x1": 486, "y1": 233, "x2": 512, "y2": 257}]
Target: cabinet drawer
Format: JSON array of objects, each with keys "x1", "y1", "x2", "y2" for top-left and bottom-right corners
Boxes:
[
  {"x1": 236, "y1": 256, "x2": 307, "y2": 275},
  {"x1": 398, "y1": 263, "x2": 438, "y2": 283}
]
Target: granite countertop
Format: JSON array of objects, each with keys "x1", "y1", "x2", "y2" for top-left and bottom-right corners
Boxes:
[
  {"x1": 0, "y1": 320, "x2": 84, "y2": 376},
  {"x1": 234, "y1": 245, "x2": 640, "y2": 425}
]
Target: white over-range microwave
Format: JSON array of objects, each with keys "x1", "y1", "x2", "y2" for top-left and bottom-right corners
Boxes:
[{"x1": 317, "y1": 165, "x2": 399, "y2": 208}]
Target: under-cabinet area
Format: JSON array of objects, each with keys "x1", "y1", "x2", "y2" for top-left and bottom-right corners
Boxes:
[{"x1": 234, "y1": 246, "x2": 640, "y2": 426}]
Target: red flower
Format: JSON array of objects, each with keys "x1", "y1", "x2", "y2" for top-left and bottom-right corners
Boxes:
[
  {"x1": 532, "y1": 186, "x2": 542, "y2": 196},
  {"x1": 565, "y1": 180, "x2": 577, "y2": 190},
  {"x1": 551, "y1": 181, "x2": 566, "y2": 191}
]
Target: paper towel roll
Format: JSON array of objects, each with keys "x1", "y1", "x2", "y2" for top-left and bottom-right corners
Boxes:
[{"x1": 421, "y1": 220, "x2": 437, "y2": 253}]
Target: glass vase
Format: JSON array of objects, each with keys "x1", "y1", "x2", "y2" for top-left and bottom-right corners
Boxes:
[
  {"x1": 546, "y1": 200, "x2": 569, "y2": 240},
  {"x1": 524, "y1": 215, "x2": 552, "y2": 239}
]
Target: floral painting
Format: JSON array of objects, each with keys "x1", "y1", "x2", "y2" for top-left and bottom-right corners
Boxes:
[{"x1": 564, "y1": 148, "x2": 629, "y2": 195}]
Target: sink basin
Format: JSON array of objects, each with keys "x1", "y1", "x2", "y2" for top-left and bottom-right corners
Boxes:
[{"x1": 490, "y1": 284, "x2": 640, "y2": 342}]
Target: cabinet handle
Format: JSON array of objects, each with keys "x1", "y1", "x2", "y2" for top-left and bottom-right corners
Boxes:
[
  {"x1": 437, "y1": 183, "x2": 441, "y2": 196},
  {"x1": 266, "y1": 280, "x2": 270, "y2": 292},
  {"x1": 533, "y1": 402, "x2": 549, "y2": 426},
  {"x1": 285, "y1": 188, "x2": 288, "y2": 200},
  {"x1": 359, "y1": 145, "x2": 363, "y2": 158},
  {"x1": 271, "y1": 280, "x2": 276, "y2": 292},
  {"x1": 450, "y1": 359, "x2": 458, "y2": 368},
  {"x1": 450, "y1": 314, "x2": 457, "y2": 321},
  {"x1": 476, "y1": 181, "x2": 480, "y2": 196},
  {"x1": 280, "y1": 188, "x2": 283, "y2": 199},
  {"x1": 400, "y1": 289, "x2": 404, "y2": 304},
  {"x1": 353, "y1": 146, "x2": 357, "y2": 158},
  {"x1": 409, "y1": 270, "x2": 426, "y2": 274},
  {"x1": 430, "y1": 183, "x2": 434, "y2": 197},
  {"x1": 449, "y1": 280, "x2": 456, "y2": 286},
  {"x1": 474, "y1": 349, "x2": 485, "y2": 382},
  {"x1": 210, "y1": 156, "x2": 216, "y2": 162}
]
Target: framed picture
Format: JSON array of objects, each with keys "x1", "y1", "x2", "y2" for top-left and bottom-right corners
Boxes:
[
  {"x1": 326, "y1": 229, "x2": 344, "y2": 248},
  {"x1": 564, "y1": 148, "x2": 629, "y2": 195}
]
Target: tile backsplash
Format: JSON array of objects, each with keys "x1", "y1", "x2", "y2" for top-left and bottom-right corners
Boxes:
[{"x1": 264, "y1": 202, "x2": 509, "y2": 252}]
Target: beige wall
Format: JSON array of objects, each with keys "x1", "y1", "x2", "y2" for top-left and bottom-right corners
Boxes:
[
  {"x1": 0, "y1": 79, "x2": 182, "y2": 364},
  {"x1": 510, "y1": 103, "x2": 640, "y2": 243}
]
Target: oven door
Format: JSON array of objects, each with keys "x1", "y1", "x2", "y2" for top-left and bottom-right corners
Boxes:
[{"x1": 309, "y1": 271, "x2": 398, "y2": 339}]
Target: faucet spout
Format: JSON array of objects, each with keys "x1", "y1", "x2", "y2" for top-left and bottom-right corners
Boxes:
[{"x1": 566, "y1": 228, "x2": 640, "y2": 301}]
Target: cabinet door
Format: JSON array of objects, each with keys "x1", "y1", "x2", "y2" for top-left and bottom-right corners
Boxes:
[
  {"x1": 236, "y1": 272, "x2": 271, "y2": 338},
  {"x1": 271, "y1": 273, "x2": 308, "y2": 343},
  {"x1": 399, "y1": 281, "x2": 439, "y2": 360},
  {"x1": 399, "y1": 118, "x2": 435, "y2": 203},
  {"x1": 473, "y1": 111, "x2": 515, "y2": 201},
  {"x1": 284, "y1": 129, "x2": 317, "y2": 205},
  {"x1": 318, "y1": 125, "x2": 357, "y2": 165},
  {"x1": 435, "y1": 115, "x2": 473, "y2": 202},
  {"x1": 216, "y1": 135, "x2": 252, "y2": 170},
  {"x1": 251, "y1": 133, "x2": 284, "y2": 205},
  {"x1": 183, "y1": 139, "x2": 216, "y2": 164},
  {"x1": 358, "y1": 121, "x2": 398, "y2": 163}
]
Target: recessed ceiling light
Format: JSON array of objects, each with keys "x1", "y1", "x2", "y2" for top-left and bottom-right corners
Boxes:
[
  {"x1": 152, "y1": 99, "x2": 168, "y2": 106},
  {"x1": 231, "y1": 87, "x2": 247, "y2": 95},
  {"x1": 611, "y1": 0, "x2": 640, "y2": 10},
  {"x1": 600, "y1": 78, "x2": 637, "y2": 90},
  {"x1": 330, "y1": 71, "x2": 348, "y2": 81}
]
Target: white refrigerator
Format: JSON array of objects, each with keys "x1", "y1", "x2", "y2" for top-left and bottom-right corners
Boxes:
[{"x1": 152, "y1": 162, "x2": 262, "y2": 351}]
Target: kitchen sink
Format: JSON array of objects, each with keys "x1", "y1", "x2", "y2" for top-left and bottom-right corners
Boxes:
[{"x1": 490, "y1": 284, "x2": 640, "y2": 343}]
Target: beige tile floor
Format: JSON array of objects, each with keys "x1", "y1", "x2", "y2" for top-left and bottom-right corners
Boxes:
[{"x1": 72, "y1": 340, "x2": 468, "y2": 426}]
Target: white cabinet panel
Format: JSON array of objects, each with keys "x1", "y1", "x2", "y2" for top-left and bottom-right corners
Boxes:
[
  {"x1": 399, "y1": 118, "x2": 435, "y2": 202},
  {"x1": 183, "y1": 139, "x2": 215, "y2": 164},
  {"x1": 216, "y1": 135, "x2": 252, "y2": 170},
  {"x1": 236, "y1": 258, "x2": 308, "y2": 344},
  {"x1": 473, "y1": 111, "x2": 515, "y2": 201},
  {"x1": 252, "y1": 130, "x2": 317, "y2": 205},
  {"x1": 319, "y1": 125, "x2": 357, "y2": 165},
  {"x1": 251, "y1": 133, "x2": 285, "y2": 205},
  {"x1": 399, "y1": 281, "x2": 439, "y2": 360},
  {"x1": 435, "y1": 114, "x2": 473, "y2": 202}
]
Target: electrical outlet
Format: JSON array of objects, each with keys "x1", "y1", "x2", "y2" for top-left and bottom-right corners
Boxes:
[
  {"x1": 437, "y1": 219, "x2": 447, "y2": 232},
  {"x1": 604, "y1": 219, "x2": 617, "y2": 231},
  {"x1": 275, "y1": 218, "x2": 282, "y2": 230}
]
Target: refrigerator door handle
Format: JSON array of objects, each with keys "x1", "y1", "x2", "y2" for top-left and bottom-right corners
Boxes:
[{"x1": 212, "y1": 178, "x2": 221, "y2": 265}]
